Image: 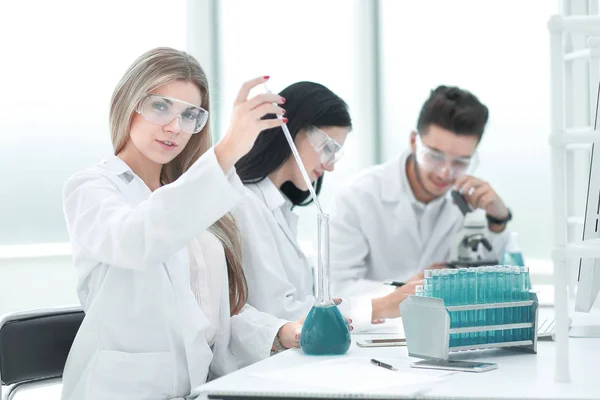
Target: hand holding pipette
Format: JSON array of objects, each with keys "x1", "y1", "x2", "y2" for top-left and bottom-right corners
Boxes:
[{"x1": 215, "y1": 76, "x2": 286, "y2": 172}]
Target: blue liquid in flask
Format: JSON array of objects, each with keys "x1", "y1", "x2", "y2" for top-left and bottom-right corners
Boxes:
[
  {"x1": 501, "y1": 232, "x2": 525, "y2": 267},
  {"x1": 300, "y1": 213, "x2": 351, "y2": 355},
  {"x1": 300, "y1": 305, "x2": 351, "y2": 355},
  {"x1": 502, "y1": 252, "x2": 525, "y2": 267}
]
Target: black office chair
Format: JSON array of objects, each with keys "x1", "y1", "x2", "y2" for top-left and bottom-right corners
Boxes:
[{"x1": 0, "y1": 306, "x2": 84, "y2": 400}]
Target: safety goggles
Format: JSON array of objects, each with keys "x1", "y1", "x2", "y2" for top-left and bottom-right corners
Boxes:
[
  {"x1": 136, "y1": 94, "x2": 209, "y2": 134},
  {"x1": 306, "y1": 127, "x2": 345, "y2": 166},
  {"x1": 414, "y1": 132, "x2": 478, "y2": 179}
]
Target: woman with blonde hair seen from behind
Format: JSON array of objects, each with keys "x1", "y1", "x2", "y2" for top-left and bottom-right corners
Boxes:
[{"x1": 61, "y1": 47, "x2": 301, "y2": 400}]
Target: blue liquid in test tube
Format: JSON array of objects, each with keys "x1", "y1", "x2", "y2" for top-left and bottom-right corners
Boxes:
[
  {"x1": 416, "y1": 285, "x2": 424, "y2": 296},
  {"x1": 448, "y1": 269, "x2": 458, "y2": 347},
  {"x1": 520, "y1": 266, "x2": 531, "y2": 341},
  {"x1": 441, "y1": 269, "x2": 450, "y2": 303},
  {"x1": 467, "y1": 267, "x2": 477, "y2": 346},
  {"x1": 495, "y1": 266, "x2": 505, "y2": 342},
  {"x1": 424, "y1": 270, "x2": 433, "y2": 297},
  {"x1": 457, "y1": 268, "x2": 468, "y2": 345},
  {"x1": 511, "y1": 266, "x2": 521, "y2": 341},
  {"x1": 503, "y1": 265, "x2": 513, "y2": 342},
  {"x1": 432, "y1": 270, "x2": 441, "y2": 298},
  {"x1": 486, "y1": 266, "x2": 497, "y2": 343},
  {"x1": 476, "y1": 267, "x2": 487, "y2": 345}
]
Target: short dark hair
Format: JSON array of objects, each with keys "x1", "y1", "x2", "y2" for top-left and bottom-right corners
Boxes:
[
  {"x1": 416, "y1": 85, "x2": 489, "y2": 140},
  {"x1": 236, "y1": 81, "x2": 352, "y2": 207}
]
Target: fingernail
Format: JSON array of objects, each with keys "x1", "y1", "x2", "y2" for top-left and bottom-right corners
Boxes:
[
  {"x1": 282, "y1": 117, "x2": 288, "y2": 123},
  {"x1": 351, "y1": 326, "x2": 354, "y2": 331},
  {"x1": 295, "y1": 333, "x2": 299, "y2": 340},
  {"x1": 263, "y1": 75, "x2": 270, "y2": 80},
  {"x1": 350, "y1": 319, "x2": 353, "y2": 323},
  {"x1": 281, "y1": 97, "x2": 286, "y2": 104},
  {"x1": 281, "y1": 109, "x2": 286, "y2": 115}
]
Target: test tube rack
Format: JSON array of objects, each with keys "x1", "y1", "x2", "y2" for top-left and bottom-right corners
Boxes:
[{"x1": 400, "y1": 292, "x2": 539, "y2": 360}]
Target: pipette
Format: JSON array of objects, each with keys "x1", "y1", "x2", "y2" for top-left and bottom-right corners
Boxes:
[{"x1": 264, "y1": 83, "x2": 323, "y2": 214}]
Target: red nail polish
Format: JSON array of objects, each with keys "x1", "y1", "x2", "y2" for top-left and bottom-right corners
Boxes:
[
  {"x1": 281, "y1": 97, "x2": 286, "y2": 104},
  {"x1": 263, "y1": 75, "x2": 270, "y2": 80},
  {"x1": 281, "y1": 109, "x2": 286, "y2": 115},
  {"x1": 282, "y1": 117, "x2": 288, "y2": 123}
]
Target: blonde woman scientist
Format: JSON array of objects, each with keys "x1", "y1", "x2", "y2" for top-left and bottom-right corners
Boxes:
[{"x1": 61, "y1": 47, "x2": 301, "y2": 400}]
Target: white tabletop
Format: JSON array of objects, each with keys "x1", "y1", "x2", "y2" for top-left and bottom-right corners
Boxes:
[{"x1": 195, "y1": 310, "x2": 600, "y2": 400}]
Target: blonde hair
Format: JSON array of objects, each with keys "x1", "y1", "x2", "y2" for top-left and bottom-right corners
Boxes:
[{"x1": 109, "y1": 47, "x2": 247, "y2": 315}]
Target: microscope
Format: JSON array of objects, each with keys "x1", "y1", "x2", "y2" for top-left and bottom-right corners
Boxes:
[{"x1": 448, "y1": 190, "x2": 499, "y2": 268}]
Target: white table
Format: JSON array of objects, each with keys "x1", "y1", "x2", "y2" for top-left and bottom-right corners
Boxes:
[{"x1": 195, "y1": 310, "x2": 600, "y2": 400}]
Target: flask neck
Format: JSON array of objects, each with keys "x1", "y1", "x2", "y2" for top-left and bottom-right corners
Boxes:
[{"x1": 316, "y1": 213, "x2": 334, "y2": 306}]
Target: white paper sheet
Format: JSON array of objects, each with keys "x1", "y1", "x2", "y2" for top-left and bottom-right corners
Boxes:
[{"x1": 252, "y1": 357, "x2": 446, "y2": 392}]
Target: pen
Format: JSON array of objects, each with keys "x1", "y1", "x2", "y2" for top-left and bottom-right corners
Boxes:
[
  {"x1": 371, "y1": 358, "x2": 398, "y2": 371},
  {"x1": 383, "y1": 280, "x2": 406, "y2": 287}
]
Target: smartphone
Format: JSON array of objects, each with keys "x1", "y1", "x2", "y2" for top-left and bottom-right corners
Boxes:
[
  {"x1": 356, "y1": 338, "x2": 407, "y2": 347},
  {"x1": 411, "y1": 359, "x2": 497, "y2": 372},
  {"x1": 450, "y1": 190, "x2": 472, "y2": 215}
]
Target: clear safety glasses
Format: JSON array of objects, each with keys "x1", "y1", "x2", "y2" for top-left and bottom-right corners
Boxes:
[
  {"x1": 414, "y1": 132, "x2": 478, "y2": 179},
  {"x1": 136, "y1": 94, "x2": 209, "y2": 134},
  {"x1": 306, "y1": 127, "x2": 345, "y2": 166}
]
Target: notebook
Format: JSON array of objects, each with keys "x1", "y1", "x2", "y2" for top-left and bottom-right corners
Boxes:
[{"x1": 197, "y1": 357, "x2": 447, "y2": 400}]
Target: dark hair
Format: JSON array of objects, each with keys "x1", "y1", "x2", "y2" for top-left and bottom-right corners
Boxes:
[
  {"x1": 236, "y1": 81, "x2": 352, "y2": 206},
  {"x1": 416, "y1": 85, "x2": 489, "y2": 140}
]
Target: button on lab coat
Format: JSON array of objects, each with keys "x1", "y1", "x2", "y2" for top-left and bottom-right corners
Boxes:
[
  {"x1": 61, "y1": 149, "x2": 285, "y2": 400},
  {"x1": 330, "y1": 151, "x2": 510, "y2": 296},
  {"x1": 232, "y1": 178, "x2": 373, "y2": 330}
]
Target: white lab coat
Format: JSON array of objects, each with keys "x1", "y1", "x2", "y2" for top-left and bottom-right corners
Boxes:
[
  {"x1": 61, "y1": 148, "x2": 286, "y2": 400},
  {"x1": 232, "y1": 178, "x2": 373, "y2": 330},
  {"x1": 330, "y1": 151, "x2": 510, "y2": 296}
]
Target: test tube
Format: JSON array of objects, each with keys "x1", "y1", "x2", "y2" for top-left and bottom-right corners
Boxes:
[
  {"x1": 441, "y1": 269, "x2": 450, "y2": 304},
  {"x1": 467, "y1": 267, "x2": 477, "y2": 346},
  {"x1": 503, "y1": 265, "x2": 513, "y2": 342},
  {"x1": 495, "y1": 265, "x2": 505, "y2": 342},
  {"x1": 520, "y1": 266, "x2": 531, "y2": 341},
  {"x1": 476, "y1": 267, "x2": 487, "y2": 344},
  {"x1": 432, "y1": 270, "x2": 441, "y2": 298},
  {"x1": 457, "y1": 268, "x2": 468, "y2": 345},
  {"x1": 512, "y1": 266, "x2": 522, "y2": 341},
  {"x1": 415, "y1": 285, "x2": 424, "y2": 296},
  {"x1": 448, "y1": 269, "x2": 458, "y2": 347},
  {"x1": 424, "y1": 270, "x2": 433, "y2": 297},
  {"x1": 485, "y1": 266, "x2": 497, "y2": 343}
]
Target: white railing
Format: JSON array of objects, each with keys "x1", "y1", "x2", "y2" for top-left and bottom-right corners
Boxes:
[
  {"x1": 548, "y1": 6, "x2": 600, "y2": 383},
  {"x1": 0, "y1": 243, "x2": 71, "y2": 260}
]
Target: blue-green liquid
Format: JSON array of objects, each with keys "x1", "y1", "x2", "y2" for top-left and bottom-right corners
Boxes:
[
  {"x1": 300, "y1": 305, "x2": 351, "y2": 355},
  {"x1": 502, "y1": 252, "x2": 525, "y2": 267}
]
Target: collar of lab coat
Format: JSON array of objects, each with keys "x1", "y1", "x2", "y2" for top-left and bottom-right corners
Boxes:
[
  {"x1": 102, "y1": 155, "x2": 134, "y2": 178},
  {"x1": 254, "y1": 177, "x2": 289, "y2": 212},
  {"x1": 381, "y1": 150, "x2": 448, "y2": 208}
]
